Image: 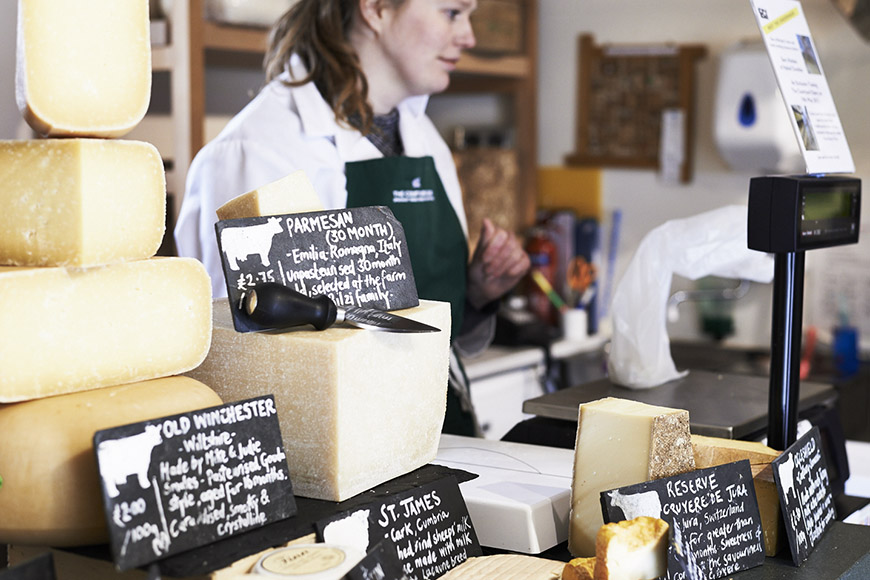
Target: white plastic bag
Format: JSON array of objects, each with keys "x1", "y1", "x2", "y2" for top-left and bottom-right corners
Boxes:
[{"x1": 607, "y1": 205, "x2": 774, "y2": 388}]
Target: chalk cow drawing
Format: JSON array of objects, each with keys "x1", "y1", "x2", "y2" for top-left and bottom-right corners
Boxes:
[
  {"x1": 97, "y1": 424, "x2": 163, "y2": 498},
  {"x1": 607, "y1": 488, "x2": 663, "y2": 520},
  {"x1": 778, "y1": 452, "x2": 797, "y2": 501},
  {"x1": 221, "y1": 217, "x2": 283, "y2": 270}
]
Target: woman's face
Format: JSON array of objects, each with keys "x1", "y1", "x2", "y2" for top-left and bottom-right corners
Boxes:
[{"x1": 375, "y1": 0, "x2": 477, "y2": 104}]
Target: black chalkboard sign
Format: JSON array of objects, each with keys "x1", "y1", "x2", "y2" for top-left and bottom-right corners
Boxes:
[
  {"x1": 344, "y1": 538, "x2": 410, "y2": 580},
  {"x1": 772, "y1": 426, "x2": 836, "y2": 565},
  {"x1": 93, "y1": 396, "x2": 297, "y2": 571},
  {"x1": 314, "y1": 475, "x2": 481, "y2": 580},
  {"x1": 601, "y1": 460, "x2": 765, "y2": 580},
  {"x1": 0, "y1": 553, "x2": 55, "y2": 580},
  {"x1": 215, "y1": 206, "x2": 419, "y2": 332}
]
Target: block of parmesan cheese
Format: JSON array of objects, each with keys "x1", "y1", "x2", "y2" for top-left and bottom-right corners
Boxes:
[
  {"x1": 0, "y1": 376, "x2": 222, "y2": 547},
  {"x1": 16, "y1": 0, "x2": 151, "y2": 137},
  {"x1": 216, "y1": 169, "x2": 325, "y2": 220},
  {"x1": 0, "y1": 258, "x2": 212, "y2": 402},
  {"x1": 692, "y1": 434, "x2": 783, "y2": 556},
  {"x1": 186, "y1": 298, "x2": 450, "y2": 501},
  {"x1": 595, "y1": 516, "x2": 669, "y2": 580},
  {"x1": 568, "y1": 397, "x2": 694, "y2": 557},
  {"x1": 0, "y1": 139, "x2": 165, "y2": 267}
]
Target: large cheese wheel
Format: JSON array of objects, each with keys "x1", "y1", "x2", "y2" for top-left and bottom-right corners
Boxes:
[
  {"x1": 16, "y1": 0, "x2": 151, "y2": 137},
  {"x1": 187, "y1": 298, "x2": 450, "y2": 502},
  {"x1": 0, "y1": 139, "x2": 165, "y2": 267},
  {"x1": 0, "y1": 376, "x2": 223, "y2": 547},
  {"x1": 0, "y1": 258, "x2": 212, "y2": 402}
]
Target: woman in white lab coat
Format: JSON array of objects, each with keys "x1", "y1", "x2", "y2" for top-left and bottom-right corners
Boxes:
[{"x1": 175, "y1": 0, "x2": 530, "y2": 435}]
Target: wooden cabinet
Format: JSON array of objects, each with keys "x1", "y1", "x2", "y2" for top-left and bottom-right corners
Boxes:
[{"x1": 151, "y1": 0, "x2": 537, "y2": 237}]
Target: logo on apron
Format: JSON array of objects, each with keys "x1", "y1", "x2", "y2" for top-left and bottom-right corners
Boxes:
[{"x1": 392, "y1": 175, "x2": 434, "y2": 203}]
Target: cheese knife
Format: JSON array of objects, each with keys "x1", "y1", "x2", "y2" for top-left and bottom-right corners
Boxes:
[{"x1": 243, "y1": 282, "x2": 440, "y2": 333}]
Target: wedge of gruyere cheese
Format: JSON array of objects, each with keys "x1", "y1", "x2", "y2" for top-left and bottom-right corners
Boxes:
[
  {"x1": 215, "y1": 170, "x2": 325, "y2": 221},
  {"x1": 568, "y1": 397, "x2": 694, "y2": 557},
  {"x1": 0, "y1": 139, "x2": 165, "y2": 267},
  {"x1": 0, "y1": 257, "x2": 212, "y2": 402},
  {"x1": 186, "y1": 298, "x2": 450, "y2": 501},
  {"x1": 692, "y1": 434, "x2": 783, "y2": 556},
  {"x1": 0, "y1": 376, "x2": 222, "y2": 547},
  {"x1": 595, "y1": 516, "x2": 669, "y2": 580},
  {"x1": 16, "y1": 0, "x2": 151, "y2": 137}
]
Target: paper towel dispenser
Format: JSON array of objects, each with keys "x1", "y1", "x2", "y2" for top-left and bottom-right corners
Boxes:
[{"x1": 713, "y1": 41, "x2": 803, "y2": 173}]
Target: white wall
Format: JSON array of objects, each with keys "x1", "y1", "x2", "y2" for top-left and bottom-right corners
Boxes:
[
  {"x1": 537, "y1": 0, "x2": 870, "y2": 349},
  {"x1": 0, "y1": 2, "x2": 19, "y2": 139}
]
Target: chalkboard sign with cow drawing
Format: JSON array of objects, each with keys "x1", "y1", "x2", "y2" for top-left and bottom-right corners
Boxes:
[
  {"x1": 93, "y1": 396, "x2": 296, "y2": 571},
  {"x1": 215, "y1": 206, "x2": 419, "y2": 332}
]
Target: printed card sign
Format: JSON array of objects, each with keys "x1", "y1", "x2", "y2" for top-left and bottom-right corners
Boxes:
[
  {"x1": 315, "y1": 476, "x2": 481, "y2": 580},
  {"x1": 215, "y1": 206, "x2": 419, "y2": 332},
  {"x1": 772, "y1": 426, "x2": 836, "y2": 565},
  {"x1": 601, "y1": 461, "x2": 765, "y2": 580},
  {"x1": 93, "y1": 396, "x2": 296, "y2": 571},
  {"x1": 749, "y1": 0, "x2": 855, "y2": 174}
]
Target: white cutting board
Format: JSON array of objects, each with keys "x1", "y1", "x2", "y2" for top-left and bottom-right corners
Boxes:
[{"x1": 432, "y1": 434, "x2": 575, "y2": 554}]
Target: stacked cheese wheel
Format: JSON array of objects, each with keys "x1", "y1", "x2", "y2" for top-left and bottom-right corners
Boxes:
[{"x1": 0, "y1": 0, "x2": 218, "y2": 547}]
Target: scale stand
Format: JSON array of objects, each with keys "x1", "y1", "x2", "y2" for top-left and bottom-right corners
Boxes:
[
  {"x1": 748, "y1": 174, "x2": 861, "y2": 451},
  {"x1": 768, "y1": 252, "x2": 805, "y2": 450}
]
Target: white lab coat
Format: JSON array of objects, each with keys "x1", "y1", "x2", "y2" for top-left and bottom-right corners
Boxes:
[{"x1": 174, "y1": 55, "x2": 468, "y2": 298}]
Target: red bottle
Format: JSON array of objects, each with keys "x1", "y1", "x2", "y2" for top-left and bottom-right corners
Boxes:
[{"x1": 525, "y1": 227, "x2": 558, "y2": 325}]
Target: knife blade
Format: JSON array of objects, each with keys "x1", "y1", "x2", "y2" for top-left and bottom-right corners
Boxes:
[{"x1": 243, "y1": 283, "x2": 440, "y2": 333}]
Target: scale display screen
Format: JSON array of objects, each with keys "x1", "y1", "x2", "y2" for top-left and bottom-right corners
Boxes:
[
  {"x1": 748, "y1": 175, "x2": 861, "y2": 253},
  {"x1": 802, "y1": 190, "x2": 853, "y2": 221}
]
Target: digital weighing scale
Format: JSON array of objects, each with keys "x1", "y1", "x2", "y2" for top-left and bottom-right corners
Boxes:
[{"x1": 748, "y1": 174, "x2": 861, "y2": 450}]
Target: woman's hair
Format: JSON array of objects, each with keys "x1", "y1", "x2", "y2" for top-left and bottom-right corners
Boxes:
[{"x1": 264, "y1": 0, "x2": 403, "y2": 132}]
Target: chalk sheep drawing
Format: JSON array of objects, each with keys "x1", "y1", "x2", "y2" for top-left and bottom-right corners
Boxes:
[
  {"x1": 778, "y1": 452, "x2": 797, "y2": 501},
  {"x1": 221, "y1": 216, "x2": 283, "y2": 271},
  {"x1": 608, "y1": 488, "x2": 662, "y2": 520},
  {"x1": 97, "y1": 424, "x2": 163, "y2": 498}
]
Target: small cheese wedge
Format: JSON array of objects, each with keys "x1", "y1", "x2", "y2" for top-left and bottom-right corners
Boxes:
[
  {"x1": 186, "y1": 298, "x2": 450, "y2": 501},
  {"x1": 216, "y1": 170, "x2": 325, "y2": 221},
  {"x1": 595, "y1": 517, "x2": 669, "y2": 580},
  {"x1": 0, "y1": 139, "x2": 165, "y2": 267},
  {"x1": 563, "y1": 557, "x2": 596, "y2": 580},
  {"x1": 0, "y1": 258, "x2": 212, "y2": 402},
  {"x1": 568, "y1": 397, "x2": 694, "y2": 557},
  {"x1": 16, "y1": 0, "x2": 151, "y2": 137},
  {"x1": 0, "y1": 376, "x2": 222, "y2": 547},
  {"x1": 692, "y1": 434, "x2": 783, "y2": 556}
]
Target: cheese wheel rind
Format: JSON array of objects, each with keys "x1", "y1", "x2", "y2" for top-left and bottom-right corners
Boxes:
[
  {"x1": 0, "y1": 258, "x2": 213, "y2": 402},
  {"x1": 16, "y1": 0, "x2": 152, "y2": 137},
  {"x1": 0, "y1": 139, "x2": 166, "y2": 267},
  {"x1": 0, "y1": 376, "x2": 223, "y2": 547}
]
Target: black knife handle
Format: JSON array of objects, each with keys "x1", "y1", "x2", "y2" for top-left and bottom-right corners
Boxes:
[{"x1": 245, "y1": 283, "x2": 337, "y2": 331}]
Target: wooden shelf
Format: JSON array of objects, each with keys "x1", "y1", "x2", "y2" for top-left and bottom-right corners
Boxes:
[{"x1": 201, "y1": 21, "x2": 269, "y2": 53}]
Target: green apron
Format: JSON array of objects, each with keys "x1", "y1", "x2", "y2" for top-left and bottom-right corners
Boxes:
[{"x1": 345, "y1": 156, "x2": 475, "y2": 435}]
